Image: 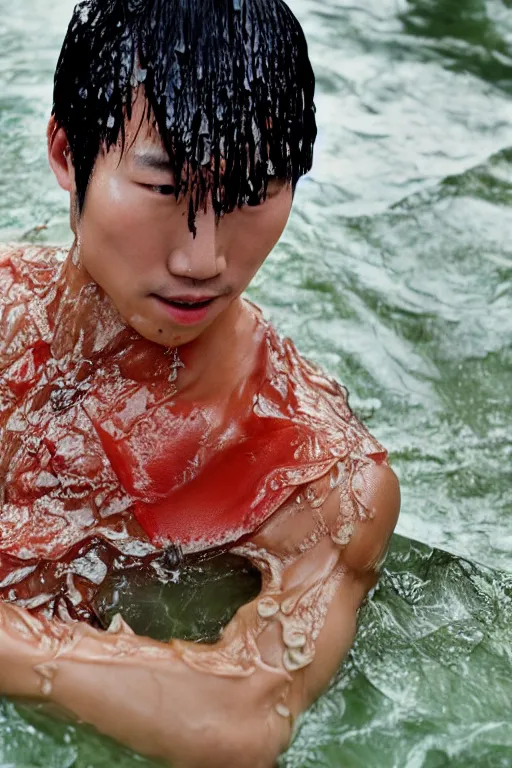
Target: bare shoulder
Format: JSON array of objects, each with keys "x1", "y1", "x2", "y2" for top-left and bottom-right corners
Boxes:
[
  {"x1": 251, "y1": 459, "x2": 399, "y2": 567},
  {"x1": 339, "y1": 460, "x2": 400, "y2": 574}
]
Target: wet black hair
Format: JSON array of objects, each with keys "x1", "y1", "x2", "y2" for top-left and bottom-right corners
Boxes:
[{"x1": 52, "y1": 0, "x2": 317, "y2": 233}]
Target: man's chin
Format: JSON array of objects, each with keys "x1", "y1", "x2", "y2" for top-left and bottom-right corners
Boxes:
[
  {"x1": 123, "y1": 294, "x2": 238, "y2": 349},
  {"x1": 126, "y1": 314, "x2": 206, "y2": 349}
]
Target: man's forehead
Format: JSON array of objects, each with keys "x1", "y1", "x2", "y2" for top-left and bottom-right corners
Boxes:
[
  {"x1": 120, "y1": 92, "x2": 166, "y2": 152},
  {"x1": 120, "y1": 90, "x2": 255, "y2": 170},
  {"x1": 118, "y1": 103, "x2": 172, "y2": 168},
  {"x1": 128, "y1": 144, "x2": 172, "y2": 170}
]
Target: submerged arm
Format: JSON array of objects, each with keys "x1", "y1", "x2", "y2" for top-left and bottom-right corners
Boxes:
[{"x1": 0, "y1": 462, "x2": 399, "y2": 768}]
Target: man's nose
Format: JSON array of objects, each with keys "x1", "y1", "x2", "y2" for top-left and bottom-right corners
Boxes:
[{"x1": 167, "y1": 206, "x2": 227, "y2": 281}]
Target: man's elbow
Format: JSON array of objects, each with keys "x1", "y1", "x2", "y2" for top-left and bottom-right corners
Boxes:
[
  {"x1": 191, "y1": 711, "x2": 290, "y2": 768},
  {"x1": 163, "y1": 697, "x2": 291, "y2": 768}
]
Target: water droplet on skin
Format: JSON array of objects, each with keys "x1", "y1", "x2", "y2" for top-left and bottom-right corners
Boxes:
[
  {"x1": 283, "y1": 627, "x2": 307, "y2": 649},
  {"x1": 275, "y1": 703, "x2": 291, "y2": 718},
  {"x1": 332, "y1": 522, "x2": 355, "y2": 547},
  {"x1": 283, "y1": 647, "x2": 314, "y2": 672},
  {"x1": 41, "y1": 679, "x2": 52, "y2": 697},
  {"x1": 352, "y1": 472, "x2": 364, "y2": 493},
  {"x1": 257, "y1": 597, "x2": 280, "y2": 619},
  {"x1": 35, "y1": 661, "x2": 58, "y2": 697},
  {"x1": 281, "y1": 597, "x2": 295, "y2": 615}
]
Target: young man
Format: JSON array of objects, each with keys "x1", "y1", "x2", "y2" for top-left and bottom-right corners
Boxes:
[{"x1": 0, "y1": 1, "x2": 400, "y2": 766}]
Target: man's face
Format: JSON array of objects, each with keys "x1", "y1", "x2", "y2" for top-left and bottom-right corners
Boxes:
[{"x1": 71, "y1": 98, "x2": 293, "y2": 348}]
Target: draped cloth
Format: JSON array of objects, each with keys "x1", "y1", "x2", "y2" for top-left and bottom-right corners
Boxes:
[{"x1": 0, "y1": 245, "x2": 385, "y2": 617}]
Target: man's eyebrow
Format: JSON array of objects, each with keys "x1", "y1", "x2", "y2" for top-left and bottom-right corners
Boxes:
[{"x1": 131, "y1": 150, "x2": 174, "y2": 172}]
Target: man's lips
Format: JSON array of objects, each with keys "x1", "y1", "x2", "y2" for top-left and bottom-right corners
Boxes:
[
  {"x1": 153, "y1": 293, "x2": 220, "y2": 306},
  {"x1": 151, "y1": 293, "x2": 219, "y2": 326}
]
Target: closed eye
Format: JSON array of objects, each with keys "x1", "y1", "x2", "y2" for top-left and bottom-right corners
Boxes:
[
  {"x1": 138, "y1": 183, "x2": 177, "y2": 196},
  {"x1": 149, "y1": 185, "x2": 176, "y2": 196}
]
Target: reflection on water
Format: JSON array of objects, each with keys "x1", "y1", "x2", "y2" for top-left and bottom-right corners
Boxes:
[{"x1": 0, "y1": 0, "x2": 511, "y2": 765}]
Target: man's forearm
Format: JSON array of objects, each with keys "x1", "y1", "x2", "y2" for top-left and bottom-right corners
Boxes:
[
  {"x1": 0, "y1": 466, "x2": 399, "y2": 766},
  {"x1": 0, "y1": 603, "x2": 290, "y2": 768}
]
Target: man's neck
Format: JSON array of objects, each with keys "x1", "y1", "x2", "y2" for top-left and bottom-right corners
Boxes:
[
  {"x1": 52, "y1": 246, "x2": 261, "y2": 402},
  {"x1": 177, "y1": 299, "x2": 261, "y2": 402}
]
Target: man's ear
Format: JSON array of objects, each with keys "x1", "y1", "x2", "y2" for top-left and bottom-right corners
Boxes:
[{"x1": 47, "y1": 116, "x2": 74, "y2": 192}]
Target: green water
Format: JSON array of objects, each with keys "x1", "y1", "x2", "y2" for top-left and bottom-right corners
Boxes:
[
  {"x1": 0, "y1": 0, "x2": 511, "y2": 765},
  {"x1": 93, "y1": 554, "x2": 262, "y2": 644}
]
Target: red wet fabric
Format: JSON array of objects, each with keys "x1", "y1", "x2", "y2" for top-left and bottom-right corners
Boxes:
[{"x1": 0, "y1": 245, "x2": 385, "y2": 619}]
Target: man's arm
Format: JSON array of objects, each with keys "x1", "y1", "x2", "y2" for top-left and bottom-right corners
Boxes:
[
  {"x1": 0, "y1": 461, "x2": 399, "y2": 768},
  {"x1": 236, "y1": 459, "x2": 400, "y2": 718}
]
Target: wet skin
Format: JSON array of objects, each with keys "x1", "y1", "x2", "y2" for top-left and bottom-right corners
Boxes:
[
  {"x1": 0, "y1": 100, "x2": 401, "y2": 767},
  {"x1": 49, "y1": 94, "x2": 294, "y2": 364}
]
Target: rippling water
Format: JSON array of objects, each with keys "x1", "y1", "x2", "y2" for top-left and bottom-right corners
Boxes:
[{"x1": 0, "y1": 0, "x2": 511, "y2": 765}]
